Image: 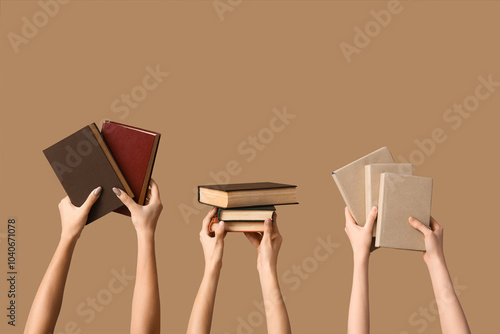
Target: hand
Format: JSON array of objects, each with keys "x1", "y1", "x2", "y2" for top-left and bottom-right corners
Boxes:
[
  {"x1": 200, "y1": 207, "x2": 226, "y2": 272},
  {"x1": 409, "y1": 216, "x2": 445, "y2": 265},
  {"x1": 344, "y1": 206, "x2": 377, "y2": 260},
  {"x1": 244, "y1": 212, "x2": 283, "y2": 273},
  {"x1": 113, "y1": 179, "x2": 163, "y2": 236},
  {"x1": 58, "y1": 186, "x2": 101, "y2": 241}
]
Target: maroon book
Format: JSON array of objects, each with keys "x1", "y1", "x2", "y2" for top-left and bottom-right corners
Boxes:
[{"x1": 101, "y1": 121, "x2": 161, "y2": 215}]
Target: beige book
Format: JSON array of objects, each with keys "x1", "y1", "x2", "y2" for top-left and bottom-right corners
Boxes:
[
  {"x1": 375, "y1": 173, "x2": 433, "y2": 251},
  {"x1": 365, "y1": 163, "x2": 413, "y2": 236},
  {"x1": 331, "y1": 147, "x2": 394, "y2": 225}
]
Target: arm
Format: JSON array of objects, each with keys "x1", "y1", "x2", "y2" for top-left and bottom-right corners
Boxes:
[
  {"x1": 24, "y1": 187, "x2": 101, "y2": 334},
  {"x1": 409, "y1": 217, "x2": 470, "y2": 334},
  {"x1": 113, "y1": 180, "x2": 163, "y2": 334},
  {"x1": 187, "y1": 207, "x2": 226, "y2": 334},
  {"x1": 245, "y1": 213, "x2": 291, "y2": 334},
  {"x1": 344, "y1": 206, "x2": 377, "y2": 334}
]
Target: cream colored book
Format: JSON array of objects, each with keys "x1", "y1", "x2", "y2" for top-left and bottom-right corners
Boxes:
[
  {"x1": 375, "y1": 173, "x2": 433, "y2": 251},
  {"x1": 331, "y1": 147, "x2": 394, "y2": 226},
  {"x1": 365, "y1": 163, "x2": 413, "y2": 236}
]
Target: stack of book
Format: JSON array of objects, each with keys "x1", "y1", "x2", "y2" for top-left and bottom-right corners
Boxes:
[
  {"x1": 43, "y1": 121, "x2": 161, "y2": 224},
  {"x1": 198, "y1": 182, "x2": 298, "y2": 232},
  {"x1": 332, "y1": 147, "x2": 433, "y2": 251}
]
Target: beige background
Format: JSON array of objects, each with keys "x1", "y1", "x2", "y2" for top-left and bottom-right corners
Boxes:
[{"x1": 1, "y1": 1, "x2": 499, "y2": 333}]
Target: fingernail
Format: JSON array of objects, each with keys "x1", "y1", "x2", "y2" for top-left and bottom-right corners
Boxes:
[
  {"x1": 112, "y1": 187, "x2": 121, "y2": 196},
  {"x1": 266, "y1": 219, "x2": 272, "y2": 225},
  {"x1": 409, "y1": 216, "x2": 414, "y2": 222},
  {"x1": 371, "y1": 206, "x2": 377, "y2": 212},
  {"x1": 93, "y1": 186, "x2": 102, "y2": 196},
  {"x1": 219, "y1": 221, "x2": 224, "y2": 229}
]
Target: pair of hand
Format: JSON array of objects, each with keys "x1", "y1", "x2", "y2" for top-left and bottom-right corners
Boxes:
[
  {"x1": 58, "y1": 180, "x2": 163, "y2": 241},
  {"x1": 344, "y1": 206, "x2": 445, "y2": 264},
  {"x1": 199, "y1": 208, "x2": 283, "y2": 273}
]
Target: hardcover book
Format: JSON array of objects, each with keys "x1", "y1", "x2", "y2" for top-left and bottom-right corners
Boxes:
[
  {"x1": 209, "y1": 215, "x2": 266, "y2": 233},
  {"x1": 331, "y1": 147, "x2": 394, "y2": 225},
  {"x1": 218, "y1": 205, "x2": 275, "y2": 222},
  {"x1": 198, "y1": 182, "x2": 297, "y2": 208},
  {"x1": 375, "y1": 173, "x2": 433, "y2": 251},
  {"x1": 101, "y1": 120, "x2": 161, "y2": 215},
  {"x1": 365, "y1": 163, "x2": 413, "y2": 236},
  {"x1": 43, "y1": 123, "x2": 134, "y2": 224}
]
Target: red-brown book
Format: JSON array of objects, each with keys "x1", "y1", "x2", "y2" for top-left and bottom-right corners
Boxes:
[
  {"x1": 101, "y1": 120, "x2": 161, "y2": 215},
  {"x1": 43, "y1": 123, "x2": 135, "y2": 224}
]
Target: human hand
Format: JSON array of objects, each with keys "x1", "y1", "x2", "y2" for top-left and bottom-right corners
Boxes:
[
  {"x1": 200, "y1": 207, "x2": 226, "y2": 272},
  {"x1": 244, "y1": 212, "x2": 282, "y2": 274},
  {"x1": 113, "y1": 179, "x2": 163, "y2": 237},
  {"x1": 58, "y1": 186, "x2": 101, "y2": 241},
  {"x1": 409, "y1": 216, "x2": 445, "y2": 265},
  {"x1": 344, "y1": 206, "x2": 377, "y2": 260}
]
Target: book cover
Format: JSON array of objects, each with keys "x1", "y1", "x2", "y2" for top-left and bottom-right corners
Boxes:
[
  {"x1": 198, "y1": 182, "x2": 298, "y2": 208},
  {"x1": 217, "y1": 205, "x2": 275, "y2": 222},
  {"x1": 365, "y1": 163, "x2": 413, "y2": 236},
  {"x1": 331, "y1": 147, "x2": 394, "y2": 225},
  {"x1": 43, "y1": 123, "x2": 134, "y2": 224},
  {"x1": 375, "y1": 173, "x2": 433, "y2": 251},
  {"x1": 101, "y1": 120, "x2": 161, "y2": 215}
]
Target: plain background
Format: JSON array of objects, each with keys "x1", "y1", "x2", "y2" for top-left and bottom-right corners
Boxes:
[{"x1": 1, "y1": 1, "x2": 499, "y2": 333}]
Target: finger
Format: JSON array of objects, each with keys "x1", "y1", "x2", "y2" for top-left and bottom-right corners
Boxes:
[
  {"x1": 113, "y1": 187, "x2": 138, "y2": 212},
  {"x1": 429, "y1": 216, "x2": 441, "y2": 231},
  {"x1": 202, "y1": 207, "x2": 218, "y2": 234},
  {"x1": 364, "y1": 206, "x2": 377, "y2": 232},
  {"x1": 262, "y1": 218, "x2": 273, "y2": 240},
  {"x1": 148, "y1": 179, "x2": 160, "y2": 203},
  {"x1": 244, "y1": 232, "x2": 262, "y2": 248},
  {"x1": 270, "y1": 212, "x2": 280, "y2": 234},
  {"x1": 80, "y1": 186, "x2": 102, "y2": 212},
  {"x1": 409, "y1": 216, "x2": 432, "y2": 236},
  {"x1": 214, "y1": 221, "x2": 225, "y2": 239},
  {"x1": 345, "y1": 207, "x2": 357, "y2": 226}
]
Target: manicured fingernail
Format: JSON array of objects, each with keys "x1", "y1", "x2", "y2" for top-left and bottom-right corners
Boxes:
[
  {"x1": 372, "y1": 206, "x2": 377, "y2": 212},
  {"x1": 93, "y1": 186, "x2": 102, "y2": 196},
  {"x1": 112, "y1": 187, "x2": 121, "y2": 196}
]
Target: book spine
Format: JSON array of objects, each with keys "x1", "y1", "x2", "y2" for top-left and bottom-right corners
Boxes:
[{"x1": 374, "y1": 173, "x2": 387, "y2": 248}]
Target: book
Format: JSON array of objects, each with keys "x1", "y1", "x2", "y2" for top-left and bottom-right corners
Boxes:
[
  {"x1": 209, "y1": 215, "x2": 265, "y2": 232},
  {"x1": 101, "y1": 120, "x2": 161, "y2": 216},
  {"x1": 218, "y1": 205, "x2": 275, "y2": 222},
  {"x1": 365, "y1": 163, "x2": 413, "y2": 236},
  {"x1": 43, "y1": 123, "x2": 135, "y2": 224},
  {"x1": 198, "y1": 182, "x2": 297, "y2": 208},
  {"x1": 375, "y1": 173, "x2": 433, "y2": 251},
  {"x1": 331, "y1": 147, "x2": 394, "y2": 226}
]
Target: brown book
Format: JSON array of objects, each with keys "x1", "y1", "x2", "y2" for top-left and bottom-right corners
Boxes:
[
  {"x1": 375, "y1": 173, "x2": 433, "y2": 251},
  {"x1": 101, "y1": 121, "x2": 161, "y2": 216},
  {"x1": 218, "y1": 206, "x2": 275, "y2": 222},
  {"x1": 365, "y1": 163, "x2": 413, "y2": 236},
  {"x1": 43, "y1": 123, "x2": 134, "y2": 224},
  {"x1": 198, "y1": 182, "x2": 297, "y2": 208},
  {"x1": 331, "y1": 147, "x2": 394, "y2": 225},
  {"x1": 209, "y1": 215, "x2": 265, "y2": 232}
]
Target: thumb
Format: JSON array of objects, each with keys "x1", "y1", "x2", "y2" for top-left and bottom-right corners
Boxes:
[
  {"x1": 80, "y1": 186, "x2": 101, "y2": 212},
  {"x1": 364, "y1": 206, "x2": 377, "y2": 232},
  {"x1": 113, "y1": 187, "x2": 137, "y2": 212},
  {"x1": 214, "y1": 221, "x2": 225, "y2": 239},
  {"x1": 409, "y1": 217, "x2": 432, "y2": 236},
  {"x1": 262, "y1": 218, "x2": 273, "y2": 239}
]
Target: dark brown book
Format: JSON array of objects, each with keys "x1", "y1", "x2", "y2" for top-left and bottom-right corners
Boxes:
[
  {"x1": 43, "y1": 123, "x2": 134, "y2": 224},
  {"x1": 101, "y1": 121, "x2": 161, "y2": 216},
  {"x1": 198, "y1": 182, "x2": 298, "y2": 208}
]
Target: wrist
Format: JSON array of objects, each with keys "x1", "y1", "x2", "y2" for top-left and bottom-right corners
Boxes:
[
  {"x1": 353, "y1": 251, "x2": 370, "y2": 264},
  {"x1": 258, "y1": 264, "x2": 278, "y2": 278},
  {"x1": 204, "y1": 262, "x2": 222, "y2": 276},
  {"x1": 60, "y1": 233, "x2": 79, "y2": 245}
]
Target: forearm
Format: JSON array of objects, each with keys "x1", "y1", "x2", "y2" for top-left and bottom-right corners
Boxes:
[
  {"x1": 187, "y1": 266, "x2": 221, "y2": 334},
  {"x1": 131, "y1": 232, "x2": 160, "y2": 334},
  {"x1": 24, "y1": 237, "x2": 77, "y2": 334},
  {"x1": 258, "y1": 267, "x2": 291, "y2": 334},
  {"x1": 426, "y1": 258, "x2": 470, "y2": 334},
  {"x1": 347, "y1": 254, "x2": 370, "y2": 334}
]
